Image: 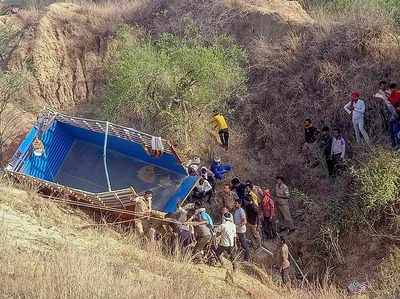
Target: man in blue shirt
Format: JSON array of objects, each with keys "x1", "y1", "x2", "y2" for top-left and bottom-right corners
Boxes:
[{"x1": 233, "y1": 198, "x2": 250, "y2": 261}]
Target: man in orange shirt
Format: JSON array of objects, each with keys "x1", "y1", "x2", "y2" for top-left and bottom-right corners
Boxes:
[{"x1": 210, "y1": 113, "x2": 229, "y2": 150}]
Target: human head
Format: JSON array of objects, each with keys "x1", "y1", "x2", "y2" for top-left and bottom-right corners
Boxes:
[
  {"x1": 224, "y1": 184, "x2": 231, "y2": 193},
  {"x1": 321, "y1": 126, "x2": 330, "y2": 136},
  {"x1": 194, "y1": 201, "x2": 203, "y2": 210},
  {"x1": 223, "y1": 212, "x2": 233, "y2": 222},
  {"x1": 276, "y1": 176, "x2": 284, "y2": 185},
  {"x1": 234, "y1": 198, "x2": 242, "y2": 209},
  {"x1": 245, "y1": 183, "x2": 253, "y2": 193},
  {"x1": 280, "y1": 237, "x2": 286, "y2": 246},
  {"x1": 221, "y1": 206, "x2": 229, "y2": 215},
  {"x1": 144, "y1": 191, "x2": 153, "y2": 200},
  {"x1": 199, "y1": 178, "x2": 205, "y2": 185},
  {"x1": 201, "y1": 167, "x2": 207, "y2": 174},
  {"x1": 390, "y1": 83, "x2": 397, "y2": 90},
  {"x1": 379, "y1": 80, "x2": 388, "y2": 90},
  {"x1": 333, "y1": 128, "x2": 341, "y2": 138},
  {"x1": 214, "y1": 156, "x2": 221, "y2": 165},
  {"x1": 305, "y1": 118, "x2": 312, "y2": 126},
  {"x1": 351, "y1": 92, "x2": 360, "y2": 101},
  {"x1": 189, "y1": 165, "x2": 198, "y2": 175},
  {"x1": 231, "y1": 178, "x2": 240, "y2": 187}
]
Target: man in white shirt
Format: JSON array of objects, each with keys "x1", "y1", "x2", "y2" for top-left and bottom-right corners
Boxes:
[
  {"x1": 215, "y1": 212, "x2": 236, "y2": 268},
  {"x1": 344, "y1": 92, "x2": 370, "y2": 144},
  {"x1": 192, "y1": 178, "x2": 213, "y2": 203}
]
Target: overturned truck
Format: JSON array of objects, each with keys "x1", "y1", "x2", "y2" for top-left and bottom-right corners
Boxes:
[{"x1": 6, "y1": 108, "x2": 199, "y2": 218}]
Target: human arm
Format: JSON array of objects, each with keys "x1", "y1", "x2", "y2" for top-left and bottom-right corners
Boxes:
[
  {"x1": 344, "y1": 102, "x2": 352, "y2": 114},
  {"x1": 270, "y1": 200, "x2": 275, "y2": 220},
  {"x1": 341, "y1": 139, "x2": 346, "y2": 159},
  {"x1": 184, "y1": 220, "x2": 207, "y2": 226}
]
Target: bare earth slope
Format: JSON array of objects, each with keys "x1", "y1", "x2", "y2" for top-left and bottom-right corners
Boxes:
[{"x1": 0, "y1": 183, "x2": 316, "y2": 299}]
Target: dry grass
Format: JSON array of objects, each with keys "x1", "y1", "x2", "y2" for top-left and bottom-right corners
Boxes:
[{"x1": 0, "y1": 181, "x2": 353, "y2": 299}]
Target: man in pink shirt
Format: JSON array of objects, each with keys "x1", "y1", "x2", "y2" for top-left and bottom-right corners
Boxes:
[
  {"x1": 259, "y1": 189, "x2": 276, "y2": 240},
  {"x1": 329, "y1": 128, "x2": 346, "y2": 177}
]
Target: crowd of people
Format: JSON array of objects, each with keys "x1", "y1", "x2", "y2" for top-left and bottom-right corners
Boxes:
[
  {"x1": 132, "y1": 83, "x2": 400, "y2": 285},
  {"x1": 303, "y1": 81, "x2": 400, "y2": 176},
  {"x1": 170, "y1": 154, "x2": 295, "y2": 284}
]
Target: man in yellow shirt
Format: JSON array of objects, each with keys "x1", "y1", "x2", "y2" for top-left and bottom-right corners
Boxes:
[{"x1": 210, "y1": 113, "x2": 229, "y2": 150}]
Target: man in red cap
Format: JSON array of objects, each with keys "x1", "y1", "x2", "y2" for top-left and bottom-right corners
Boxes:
[{"x1": 344, "y1": 92, "x2": 370, "y2": 144}]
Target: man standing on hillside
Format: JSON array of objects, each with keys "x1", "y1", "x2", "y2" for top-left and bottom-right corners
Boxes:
[
  {"x1": 260, "y1": 189, "x2": 276, "y2": 240},
  {"x1": 185, "y1": 210, "x2": 212, "y2": 261},
  {"x1": 376, "y1": 92, "x2": 399, "y2": 148},
  {"x1": 214, "y1": 212, "x2": 236, "y2": 269},
  {"x1": 192, "y1": 178, "x2": 213, "y2": 203},
  {"x1": 233, "y1": 198, "x2": 250, "y2": 261},
  {"x1": 220, "y1": 184, "x2": 239, "y2": 213},
  {"x1": 209, "y1": 112, "x2": 229, "y2": 150},
  {"x1": 279, "y1": 238, "x2": 291, "y2": 285},
  {"x1": 243, "y1": 194, "x2": 262, "y2": 249},
  {"x1": 388, "y1": 83, "x2": 400, "y2": 107},
  {"x1": 319, "y1": 126, "x2": 333, "y2": 176},
  {"x1": 303, "y1": 119, "x2": 319, "y2": 167},
  {"x1": 330, "y1": 128, "x2": 346, "y2": 177},
  {"x1": 275, "y1": 176, "x2": 295, "y2": 234},
  {"x1": 133, "y1": 191, "x2": 155, "y2": 240},
  {"x1": 245, "y1": 183, "x2": 259, "y2": 206},
  {"x1": 344, "y1": 92, "x2": 370, "y2": 144},
  {"x1": 231, "y1": 178, "x2": 246, "y2": 199}
]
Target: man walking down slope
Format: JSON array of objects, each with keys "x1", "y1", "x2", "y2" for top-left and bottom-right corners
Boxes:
[
  {"x1": 344, "y1": 92, "x2": 370, "y2": 144},
  {"x1": 209, "y1": 112, "x2": 230, "y2": 150}
]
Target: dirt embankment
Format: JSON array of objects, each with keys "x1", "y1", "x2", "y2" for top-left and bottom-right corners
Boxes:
[{"x1": 7, "y1": 3, "x2": 122, "y2": 112}]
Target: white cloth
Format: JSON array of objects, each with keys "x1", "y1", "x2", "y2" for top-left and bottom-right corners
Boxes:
[
  {"x1": 375, "y1": 93, "x2": 386, "y2": 100},
  {"x1": 151, "y1": 136, "x2": 164, "y2": 152},
  {"x1": 196, "y1": 180, "x2": 212, "y2": 193},
  {"x1": 215, "y1": 220, "x2": 236, "y2": 247},
  {"x1": 352, "y1": 118, "x2": 369, "y2": 144},
  {"x1": 344, "y1": 99, "x2": 366, "y2": 121},
  {"x1": 331, "y1": 137, "x2": 346, "y2": 158}
]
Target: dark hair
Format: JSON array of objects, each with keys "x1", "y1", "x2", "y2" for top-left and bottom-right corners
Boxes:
[
  {"x1": 333, "y1": 128, "x2": 341, "y2": 134},
  {"x1": 322, "y1": 126, "x2": 330, "y2": 132},
  {"x1": 144, "y1": 191, "x2": 153, "y2": 195},
  {"x1": 380, "y1": 80, "x2": 387, "y2": 85},
  {"x1": 305, "y1": 118, "x2": 312, "y2": 123},
  {"x1": 245, "y1": 183, "x2": 253, "y2": 189},
  {"x1": 235, "y1": 198, "x2": 242, "y2": 205},
  {"x1": 231, "y1": 178, "x2": 240, "y2": 186},
  {"x1": 280, "y1": 237, "x2": 286, "y2": 243},
  {"x1": 276, "y1": 176, "x2": 284, "y2": 182},
  {"x1": 194, "y1": 201, "x2": 203, "y2": 208},
  {"x1": 390, "y1": 83, "x2": 397, "y2": 89}
]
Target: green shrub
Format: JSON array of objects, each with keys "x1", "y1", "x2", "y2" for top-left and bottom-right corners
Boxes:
[
  {"x1": 351, "y1": 150, "x2": 400, "y2": 210},
  {"x1": 327, "y1": 150, "x2": 400, "y2": 230},
  {"x1": 104, "y1": 27, "x2": 247, "y2": 148}
]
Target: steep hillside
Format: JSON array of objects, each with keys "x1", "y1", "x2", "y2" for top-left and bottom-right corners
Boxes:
[
  {"x1": 1, "y1": 0, "x2": 400, "y2": 296},
  {"x1": 0, "y1": 182, "x2": 347, "y2": 298}
]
